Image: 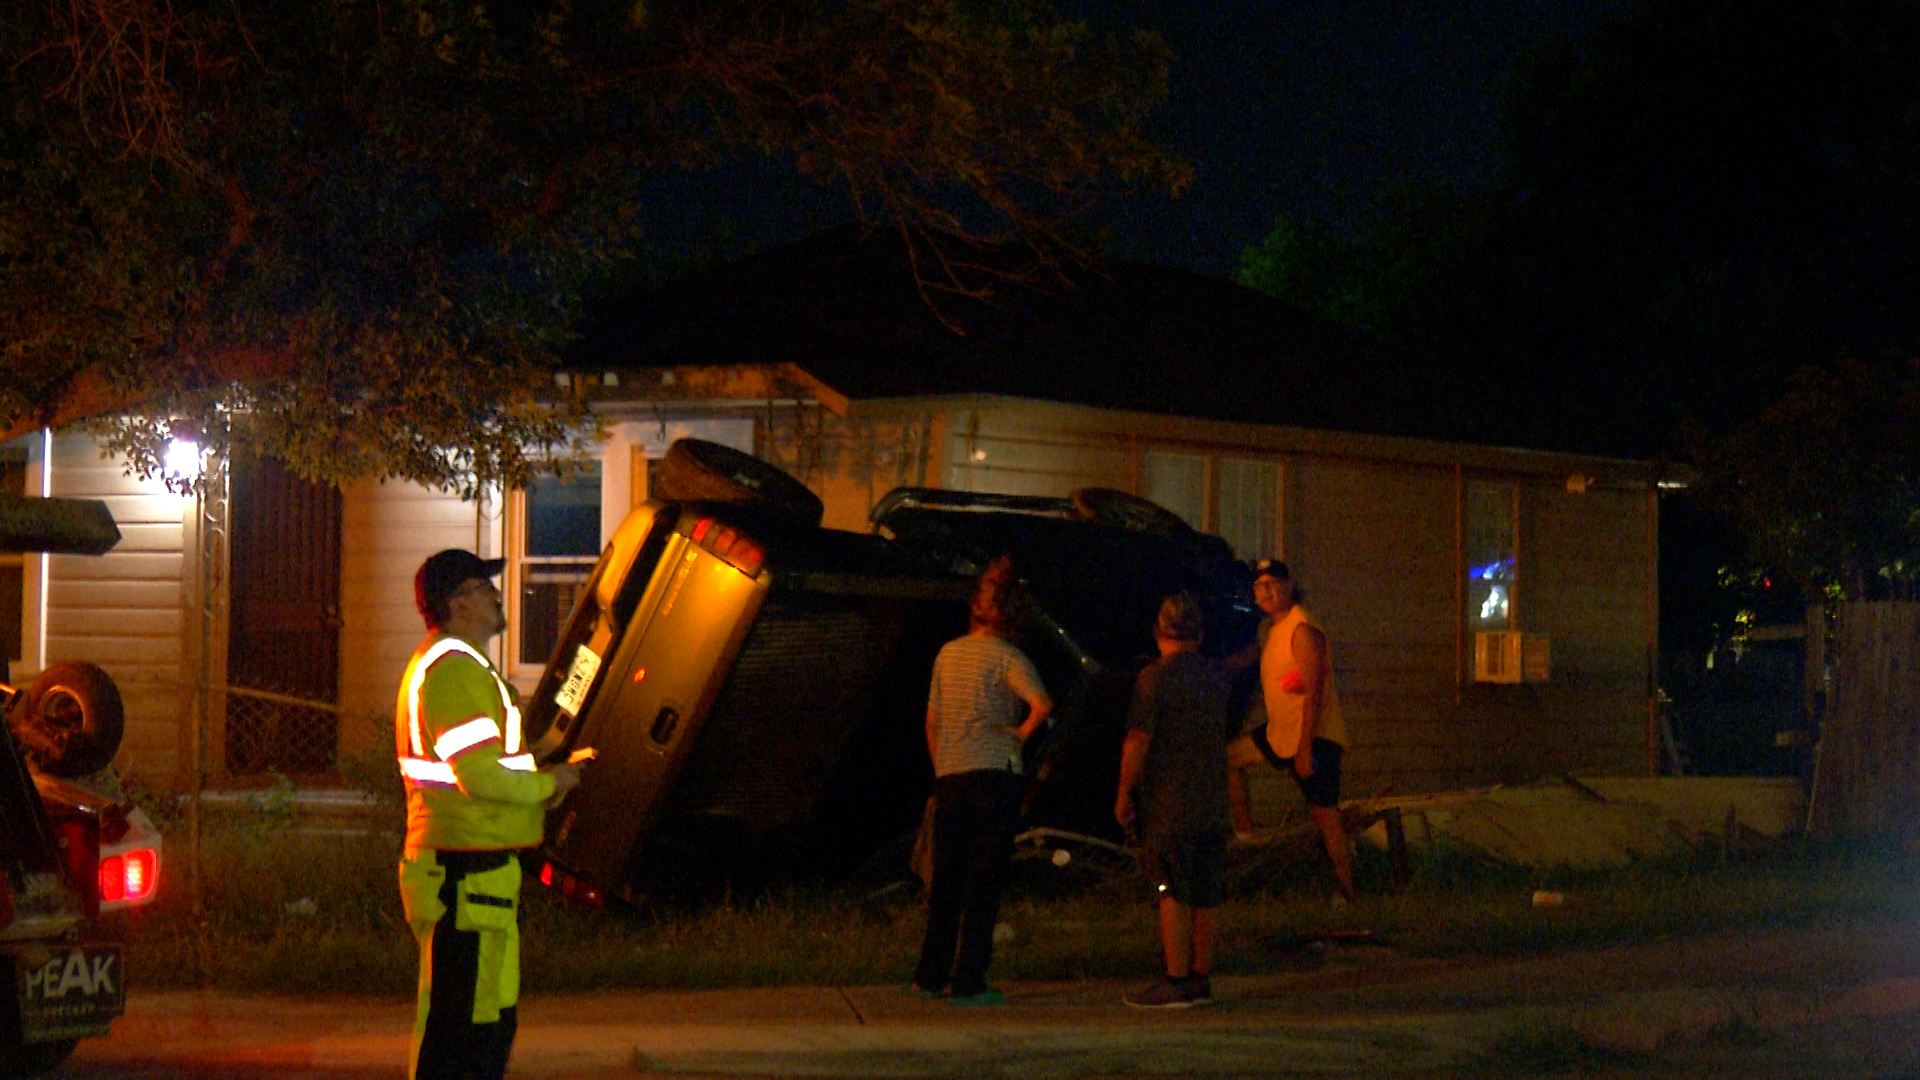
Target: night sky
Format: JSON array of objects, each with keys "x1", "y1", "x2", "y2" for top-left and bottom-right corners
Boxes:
[
  {"x1": 1077, "y1": 0, "x2": 1633, "y2": 274},
  {"x1": 640, "y1": 0, "x2": 1632, "y2": 279}
]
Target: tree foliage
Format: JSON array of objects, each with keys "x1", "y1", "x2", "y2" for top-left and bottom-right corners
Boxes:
[
  {"x1": 1690, "y1": 359, "x2": 1920, "y2": 601},
  {"x1": 1238, "y1": 0, "x2": 1920, "y2": 460},
  {"x1": 0, "y1": 0, "x2": 1186, "y2": 493}
]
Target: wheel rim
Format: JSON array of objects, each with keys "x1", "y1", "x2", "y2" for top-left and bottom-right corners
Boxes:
[{"x1": 39, "y1": 688, "x2": 86, "y2": 738}]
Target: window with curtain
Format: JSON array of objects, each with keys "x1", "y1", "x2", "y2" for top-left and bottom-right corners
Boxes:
[
  {"x1": 1143, "y1": 451, "x2": 1206, "y2": 531},
  {"x1": 1216, "y1": 458, "x2": 1278, "y2": 559}
]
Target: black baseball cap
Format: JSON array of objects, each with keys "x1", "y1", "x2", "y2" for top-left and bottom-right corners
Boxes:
[
  {"x1": 1250, "y1": 558, "x2": 1291, "y2": 582},
  {"x1": 415, "y1": 549, "x2": 506, "y2": 624}
]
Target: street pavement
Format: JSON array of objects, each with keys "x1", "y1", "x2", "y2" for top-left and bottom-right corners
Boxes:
[{"x1": 58, "y1": 918, "x2": 1920, "y2": 1078}]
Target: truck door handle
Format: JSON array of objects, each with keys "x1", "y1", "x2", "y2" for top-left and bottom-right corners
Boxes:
[{"x1": 649, "y1": 706, "x2": 680, "y2": 746}]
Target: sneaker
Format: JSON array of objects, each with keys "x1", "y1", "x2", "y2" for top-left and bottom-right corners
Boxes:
[
  {"x1": 1178, "y1": 974, "x2": 1213, "y2": 1005},
  {"x1": 1123, "y1": 975, "x2": 1195, "y2": 1009},
  {"x1": 948, "y1": 987, "x2": 1007, "y2": 1006},
  {"x1": 902, "y1": 982, "x2": 944, "y2": 999}
]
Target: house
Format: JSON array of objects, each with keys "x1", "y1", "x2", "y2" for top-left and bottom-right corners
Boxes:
[{"x1": 2, "y1": 227, "x2": 1662, "y2": 799}]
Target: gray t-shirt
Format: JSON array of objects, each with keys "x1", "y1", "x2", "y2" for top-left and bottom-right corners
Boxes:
[
  {"x1": 928, "y1": 634, "x2": 1050, "y2": 778},
  {"x1": 1126, "y1": 650, "x2": 1232, "y2": 838}
]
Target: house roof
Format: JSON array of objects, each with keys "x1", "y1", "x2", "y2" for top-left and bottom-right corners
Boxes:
[{"x1": 570, "y1": 225, "x2": 1439, "y2": 440}]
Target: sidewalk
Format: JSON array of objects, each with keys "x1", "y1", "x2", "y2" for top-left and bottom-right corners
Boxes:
[{"x1": 70, "y1": 920, "x2": 1920, "y2": 1077}]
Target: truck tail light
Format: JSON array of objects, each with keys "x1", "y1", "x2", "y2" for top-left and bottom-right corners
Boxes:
[
  {"x1": 536, "y1": 860, "x2": 605, "y2": 907},
  {"x1": 690, "y1": 517, "x2": 765, "y2": 577},
  {"x1": 100, "y1": 849, "x2": 158, "y2": 904}
]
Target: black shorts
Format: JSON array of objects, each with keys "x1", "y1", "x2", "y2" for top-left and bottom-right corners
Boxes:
[
  {"x1": 1251, "y1": 729, "x2": 1344, "y2": 808},
  {"x1": 1140, "y1": 829, "x2": 1228, "y2": 909}
]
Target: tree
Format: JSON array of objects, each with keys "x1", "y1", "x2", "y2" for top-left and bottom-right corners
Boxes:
[
  {"x1": 0, "y1": 0, "x2": 1187, "y2": 494},
  {"x1": 1690, "y1": 358, "x2": 1920, "y2": 602},
  {"x1": 1238, "y1": 0, "x2": 1920, "y2": 460}
]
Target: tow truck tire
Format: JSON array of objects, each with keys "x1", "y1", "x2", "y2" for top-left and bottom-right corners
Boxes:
[
  {"x1": 1, "y1": 1037, "x2": 77, "y2": 1077},
  {"x1": 1069, "y1": 488, "x2": 1191, "y2": 535},
  {"x1": 16, "y1": 661, "x2": 124, "y2": 778},
  {"x1": 655, "y1": 439, "x2": 825, "y2": 527}
]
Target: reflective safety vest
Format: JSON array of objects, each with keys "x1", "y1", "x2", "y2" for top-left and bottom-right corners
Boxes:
[{"x1": 397, "y1": 636, "x2": 537, "y2": 788}]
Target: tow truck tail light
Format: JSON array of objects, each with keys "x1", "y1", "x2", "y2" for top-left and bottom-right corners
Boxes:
[{"x1": 100, "y1": 849, "x2": 158, "y2": 904}]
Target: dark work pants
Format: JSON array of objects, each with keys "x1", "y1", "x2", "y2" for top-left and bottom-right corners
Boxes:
[
  {"x1": 913, "y1": 768, "x2": 1025, "y2": 997},
  {"x1": 415, "y1": 852, "x2": 517, "y2": 1080}
]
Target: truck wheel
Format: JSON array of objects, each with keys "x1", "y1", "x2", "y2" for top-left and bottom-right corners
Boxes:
[
  {"x1": 15, "y1": 662, "x2": 125, "y2": 778},
  {"x1": 1069, "y1": 488, "x2": 1191, "y2": 535},
  {"x1": 654, "y1": 439, "x2": 825, "y2": 527}
]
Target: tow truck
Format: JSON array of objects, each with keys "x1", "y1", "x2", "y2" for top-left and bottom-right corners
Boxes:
[{"x1": 0, "y1": 491, "x2": 162, "y2": 1075}]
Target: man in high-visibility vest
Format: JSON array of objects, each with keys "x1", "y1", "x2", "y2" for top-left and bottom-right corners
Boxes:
[{"x1": 396, "y1": 549, "x2": 582, "y2": 1080}]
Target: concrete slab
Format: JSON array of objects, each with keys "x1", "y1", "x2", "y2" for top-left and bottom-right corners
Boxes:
[{"x1": 1355, "y1": 775, "x2": 1808, "y2": 869}]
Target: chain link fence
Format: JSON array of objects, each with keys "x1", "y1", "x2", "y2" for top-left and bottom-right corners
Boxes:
[{"x1": 222, "y1": 685, "x2": 344, "y2": 777}]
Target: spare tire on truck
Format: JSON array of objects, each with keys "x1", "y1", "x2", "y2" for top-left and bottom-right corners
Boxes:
[
  {"x1": 12, "y1": 661, "x2": 124, "y2": 778},
  {"x1": 654, "y1": 439, "x2": 825, "y2": 528}
]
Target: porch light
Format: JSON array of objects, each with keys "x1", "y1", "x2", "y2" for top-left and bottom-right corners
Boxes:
[{"x1": 164, "y1": 439, "x2": 201, "y2": 483}]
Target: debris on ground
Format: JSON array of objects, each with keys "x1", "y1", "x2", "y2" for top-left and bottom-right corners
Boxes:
[{"x1": 1352, "y1": 775, "x2": 1805, "y2": 870}]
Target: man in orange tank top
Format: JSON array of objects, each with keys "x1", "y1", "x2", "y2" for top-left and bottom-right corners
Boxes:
[{"x1": 1224, "y1": 560, "x2": 1354, "y2": 902}]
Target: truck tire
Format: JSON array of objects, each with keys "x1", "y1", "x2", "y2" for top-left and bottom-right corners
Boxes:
[
  {"x1": 1069, "y1": 488, "x2": 1191, "y2": 535},
  {"x1": 14, "y1": 661, "x2": 125, "y2": 778},
  {"x1": 654, "y1": 439, "x2": 824, "y2": 527}
]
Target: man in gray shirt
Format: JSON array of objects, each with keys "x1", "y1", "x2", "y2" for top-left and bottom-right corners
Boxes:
[{"x1": 1116, "y1": 592, "x2": 1232, "y2": 1008}]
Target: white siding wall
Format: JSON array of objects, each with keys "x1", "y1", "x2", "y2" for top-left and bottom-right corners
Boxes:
[
  {"x1": 37, "y1": 433, "x2": 193, "y2": 785},
  {"x1": 336, "y1": 478, "x2": 497, "y2": 766},
  {"x1": 945, "y1": 419, "x2": 1132, "y2": 497}
]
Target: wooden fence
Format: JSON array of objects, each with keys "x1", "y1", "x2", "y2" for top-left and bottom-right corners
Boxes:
[{"x1": 1807, "y1": 602, "x2": 1920, "y2": 837}]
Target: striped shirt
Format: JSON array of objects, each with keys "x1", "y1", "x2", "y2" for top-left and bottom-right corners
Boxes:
[{"x1": 927, "y1": 634, "x2": 1050, "y2": 778}]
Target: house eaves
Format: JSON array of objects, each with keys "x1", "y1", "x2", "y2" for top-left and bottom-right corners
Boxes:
[
  {"x1": 846, "y1": 393, "x2": 1663, "y2": 488},
  {"x1": 558, "y1": 362, "x2": 849, "y2": 418}
]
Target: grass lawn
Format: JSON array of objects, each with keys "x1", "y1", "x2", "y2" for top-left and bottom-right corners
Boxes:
[{"x1": 118, "y1": 808, "x2": 1920, "y2": 998}]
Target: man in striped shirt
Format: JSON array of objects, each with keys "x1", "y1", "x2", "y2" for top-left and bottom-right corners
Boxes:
[{"x1": 909, "y1": 557, "x2": 1052, "y2": 1006}]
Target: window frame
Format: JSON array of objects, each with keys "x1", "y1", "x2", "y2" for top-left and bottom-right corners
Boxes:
[
  {"x1": 505, "y1": 461, "x2": 607, "y2": 682},
  {"x1": 2, "y1": 431, "x2": 53, "y2": 678},
  {"x1": 1463, "y1": 478, "x2": 1521, "y2": 635}
]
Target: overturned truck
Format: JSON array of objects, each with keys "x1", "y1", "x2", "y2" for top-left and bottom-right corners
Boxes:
[{"x1": 526, "y1": 441, "x2": 1256, "y2": 905}]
